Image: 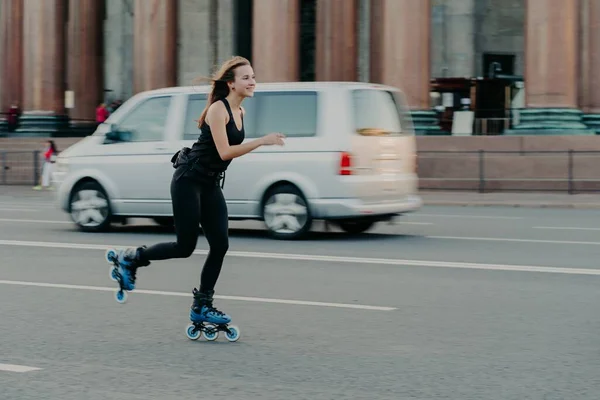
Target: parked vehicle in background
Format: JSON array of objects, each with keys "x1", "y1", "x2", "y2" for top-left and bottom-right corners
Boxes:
[{"x1": 53, "y1": 82, "x2": 422, "y2": 240}]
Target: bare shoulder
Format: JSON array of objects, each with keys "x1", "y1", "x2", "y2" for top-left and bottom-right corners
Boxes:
[{"x1": 206, "y1": 101, "x2": 229, "y2": 125}]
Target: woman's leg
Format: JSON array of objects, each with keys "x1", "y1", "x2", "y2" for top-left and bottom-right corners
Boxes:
[
  {"x1": 198, "y1": 184, "x2": 229, "y2": 292},
  {"x1": 115, "y1": 176, "x2": 203, "y2": 290},
  {"x1": 140, "y1": 177, "x2": 203, "y2": 261},
  {"x1": 190, "y1": 184, "x2": 231, "y2": 324}
]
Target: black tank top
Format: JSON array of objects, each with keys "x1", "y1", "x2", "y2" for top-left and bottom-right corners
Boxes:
[{"x1": 190, "y1": 98, "x2": 245, "y2": 172}]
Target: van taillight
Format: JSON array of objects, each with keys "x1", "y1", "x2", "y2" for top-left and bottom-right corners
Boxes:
[{"x1": 339, "y1": 152, "x2": 352, "y2": 175}]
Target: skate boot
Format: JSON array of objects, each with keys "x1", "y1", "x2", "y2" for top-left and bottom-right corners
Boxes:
[
  {"x1": 185, "y1": 288, "x2": 240, "y2": 342},
  {"x1": 190, "y1": 288, "x2": 231, "y2": 325},
  {"x1": 106, "y1": 246, "x2": 150, "y2": 303}
]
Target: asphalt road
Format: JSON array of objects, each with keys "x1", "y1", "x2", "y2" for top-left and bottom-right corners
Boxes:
[{"x1": 2, "y1": 188, "x2": 600, "y2": 399}]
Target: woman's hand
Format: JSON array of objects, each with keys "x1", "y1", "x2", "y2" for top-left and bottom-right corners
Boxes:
[{"x1": 260, "y1": 133, "x2": 286, "y2": 146}]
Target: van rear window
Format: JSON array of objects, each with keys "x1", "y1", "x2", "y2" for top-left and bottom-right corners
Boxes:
[{"x1": 351, "y1": 89, "x2": 409, "y2": 136}]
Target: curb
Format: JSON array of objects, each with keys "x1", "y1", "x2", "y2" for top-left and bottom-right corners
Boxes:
[{"x1": 423, "y1": 200, "x2": 600, "y2": 209}]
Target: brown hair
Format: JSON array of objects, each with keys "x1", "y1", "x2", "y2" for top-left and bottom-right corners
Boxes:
[{"x1": 195, "y1": 56, "x2": 251, "y2": 128}]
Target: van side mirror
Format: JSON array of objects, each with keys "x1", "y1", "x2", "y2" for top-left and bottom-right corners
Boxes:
[{"x1": 105, "y1": 124, "x2": 122, "y2": 142}]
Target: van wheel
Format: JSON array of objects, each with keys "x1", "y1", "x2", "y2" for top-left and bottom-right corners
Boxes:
[
  {"x1": 337, "y1": 220, "x2": 375, "y2": 234},
  {"x1": 69, "y1": 181, "x2": 112, "y2": 232},
  {"x1": 262, "y1": 184, "x2": 312, "y2": 240}
]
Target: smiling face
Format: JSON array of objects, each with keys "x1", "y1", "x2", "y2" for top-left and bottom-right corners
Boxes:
[{"x1": 229, "y1": 64, "x2": 256, "y2": 98}]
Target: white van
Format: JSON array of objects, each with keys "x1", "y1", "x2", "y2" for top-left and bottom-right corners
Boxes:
[{"x1": 53, "y1": 82, "x2": 422, "y2": 239}]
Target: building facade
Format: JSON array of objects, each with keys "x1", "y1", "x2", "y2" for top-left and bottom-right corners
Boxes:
[{"x1": 0, "y1": 0, "x2": 599, "y2": 137}]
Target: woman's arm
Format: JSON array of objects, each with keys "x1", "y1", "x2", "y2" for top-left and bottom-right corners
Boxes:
[{"x1": 207, "y1": 102, "x2": 285, "y2": 161}]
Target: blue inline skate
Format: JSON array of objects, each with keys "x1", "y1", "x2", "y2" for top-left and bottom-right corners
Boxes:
[
  {"x1": 105, "y1": 247, "x2": 148, "y2": 303},
  {"x1": 185, "y1": 288, "x2": 240, "y2": 342}
]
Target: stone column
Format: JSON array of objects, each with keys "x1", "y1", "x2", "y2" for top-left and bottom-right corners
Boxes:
[
  {"x1": 0, "y1": 0, "x2": 24, "y2": 134},
  {"x1": 508, "y1": 0, "x2": 593, "y2": 135},
  {"x1": 104, "y1": 0, "x2": 134, "y2": 102},
  {"x1": 370, "y1": 0, "x2": 440, "y2": 134},
  {"x1": 18, "y1": 0, "x2": 68, "y2": 136},
  {"x1": 252, "y1": 0, "x2": 300, "y2": 82},
  {"x1": 133, "y1": 0, "x2": 177, "y2": 94},
  {"x1": 67, "y1": 0, "x2": 104, "y2": 135},
  {"x1": 580, "y1": 0, "x2": 600, "y2": 134},
  {"x1": 315, "y1": 0, "x2": 358, "y2": 81}
]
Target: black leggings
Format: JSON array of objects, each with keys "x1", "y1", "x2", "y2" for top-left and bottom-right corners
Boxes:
[{"x1": 140, "y1": 176, "x2": 229, "y2": 292}]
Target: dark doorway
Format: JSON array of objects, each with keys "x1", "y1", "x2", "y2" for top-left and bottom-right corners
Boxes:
[
  {"x1": 299, "y1": 0, "x2": 316, "y2": 81},
  {"x1": 234, "y1": 0, "x2": 253, "y2": 61},
  {"x1": 482, "y1": 53, "x2": 515, "y2": 78}
]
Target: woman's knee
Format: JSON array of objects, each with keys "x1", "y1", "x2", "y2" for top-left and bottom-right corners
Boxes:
[
  {"x1": 209, "y1": 236, "x2": 229, "y2": 256},
  {"x1": 177, "y1": 239, "x2": 197, "y2": 258}
]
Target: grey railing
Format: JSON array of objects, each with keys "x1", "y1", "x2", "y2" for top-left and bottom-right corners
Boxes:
[{"x1": 0, "y1": 150, "x2": 41, "y2": 185}]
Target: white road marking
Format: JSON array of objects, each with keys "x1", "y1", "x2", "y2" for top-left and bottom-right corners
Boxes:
[
  {"x1": 0, "y1": 208, "x2": 39, "y2": 212},
  {"x1": 534, "y1": 226, "x2": 600, "y2": 231},
  {"x1": 0, "y1": 280, "x2": 396, "y2": 311},
  {"x1": 0, "y1": 363, "x2": 42, "y2": 373},
  {"x1": 410, "y1": 213, "x2": 522, "y2": 220},
  {"x1": 0, "y1": 218, "x2": 70, "y2": 224},
  {"x1": 428, "y1": 235, "x2": 600, "y2": 246},
  {"x1": 0, "y1": 239, "x2": 599, "y2": 276},
  {"x1": 0, "y1": 218, "x2": 431, "y2": 227}
]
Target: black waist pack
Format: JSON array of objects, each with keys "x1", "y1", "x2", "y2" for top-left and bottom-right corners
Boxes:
[
  {"x1": 171, "y1": 147, "x2": 195, "y2": 169},
  {"x1": 171, "y1": 147, "x2": 223, "y2": 185}
]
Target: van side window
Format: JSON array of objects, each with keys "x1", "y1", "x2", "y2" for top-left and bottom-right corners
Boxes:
[
  {"x1": 352, "y1": 90, "x2": 403, "y2": 135},
  {"x1": 115, "y1": 96, "x2": 172, "y2": 142},
  {"x1": 183, "y1": 94, "x2": 208, "y2": 140},
  {"x1": 249, "y1": 91, "x2": 318, "y2": 138}
]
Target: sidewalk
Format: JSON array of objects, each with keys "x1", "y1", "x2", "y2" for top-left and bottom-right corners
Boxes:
[{"x1": 420, "y1": 191, "x2": 600, "y2": 209}]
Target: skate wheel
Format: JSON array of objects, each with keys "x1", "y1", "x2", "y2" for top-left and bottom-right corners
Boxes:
[
  {"x1": 202, "y1": 324, "x2": 218, "y2": 341},
  {"x1": 186, "y1": 324, "x2": 201, "y2": 340},
  {"x1": 105, "y1": 248, "x2": 117, "y2": 264},
  {"x1": 109, "y1": 266, "x2": 118, "y2": 281},
  {"x1": 115, "y1": 290, "x2": 127, "y2": 304},
  {"x1": 225, "y1": 325, "x2": 240, "y2": 342}
]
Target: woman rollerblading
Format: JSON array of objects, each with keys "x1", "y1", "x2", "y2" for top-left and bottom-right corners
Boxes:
[{"x1": 106, "y1": 56, "x2": 285, "y2": 341}]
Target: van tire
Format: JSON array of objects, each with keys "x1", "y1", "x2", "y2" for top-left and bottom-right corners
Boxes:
[
  {"x1": 337, "y1": 220, "x2": 375, "y2": 234},
  {"x1": 262, "y1": 184, "x2": 312, "y2": 240},
  {"x1": 69, "y1": 181, "x2": 112, "y2": 232}
]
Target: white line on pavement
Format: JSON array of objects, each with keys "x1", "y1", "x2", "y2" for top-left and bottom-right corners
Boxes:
[
  {"x1": 534, "y1": 226, "x2": 600, "y2": 231},
  {"x1": 427, "y1": 235, "x2": 600, "y2": 246},
  {"x1": 0, "y1": 218, "x2": 71, "y2": 224},
  {"x1": 393, "y1": 221, "x2": 433, "y2": 225},
  {"x1": 0, "y1": 208, "x2": 39, "y2": 212},
  {"x1": 410, "y1": 213, "x2": 522, "y2": 220},
  {"x1": 0, "y1": 280, "x2": 396, "y2": 311},
  {"x1": 0, "y1": 363, "x2": 42, "y2": 373},
  {"x1": 0, "y1": 239, "x2": 600, "y2": 276}
]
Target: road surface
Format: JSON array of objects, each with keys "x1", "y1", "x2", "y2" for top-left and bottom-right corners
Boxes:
[{"x1": 1, "y1": 188, "x2": 600, "y2": 399}]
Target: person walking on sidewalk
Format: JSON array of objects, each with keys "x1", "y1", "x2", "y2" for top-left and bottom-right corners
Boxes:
[{"x1": 33, "y1": 140, "x2": 58, "y2": 190}]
